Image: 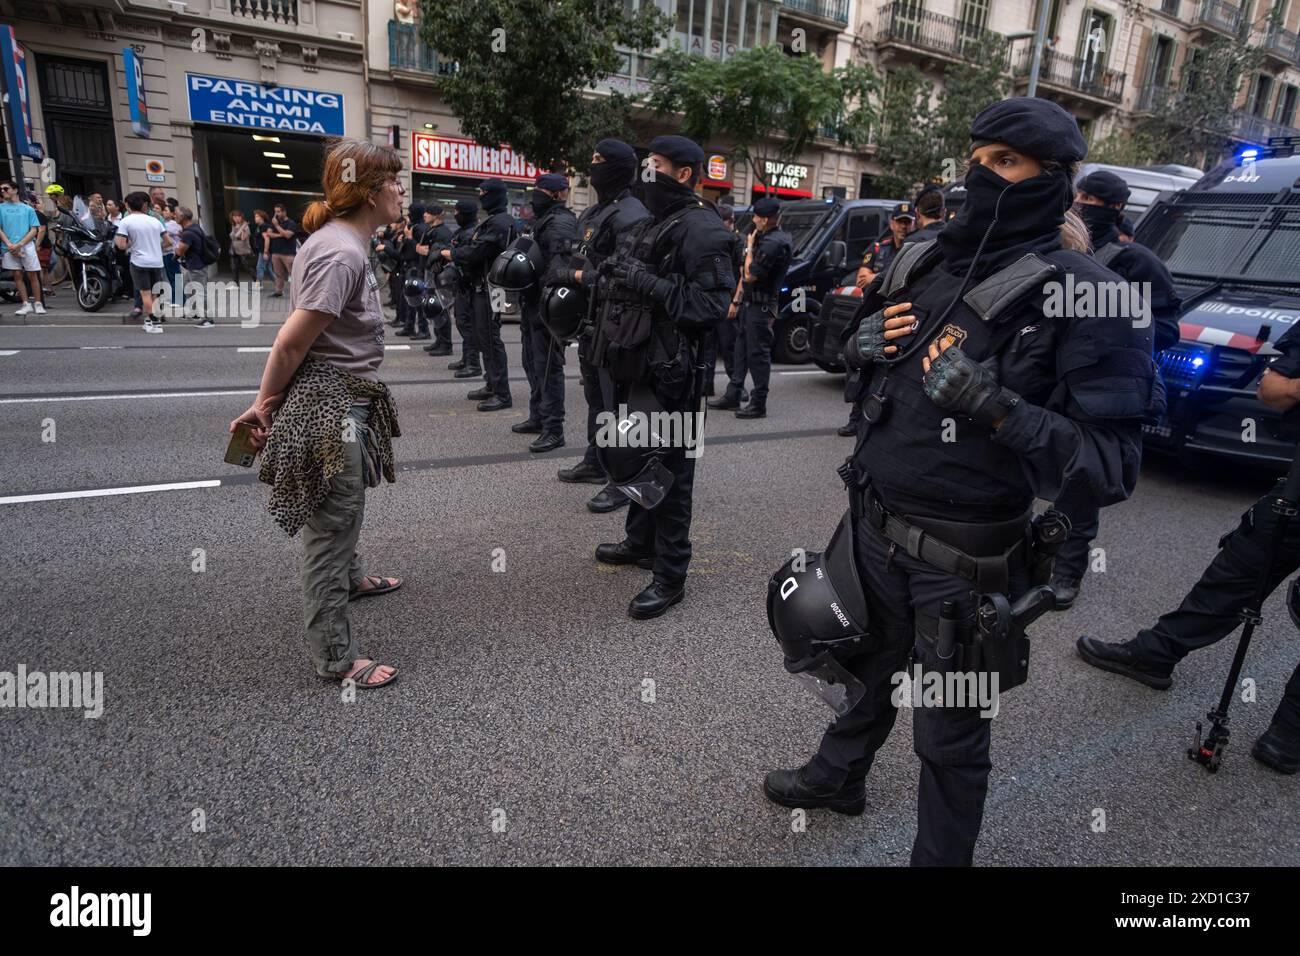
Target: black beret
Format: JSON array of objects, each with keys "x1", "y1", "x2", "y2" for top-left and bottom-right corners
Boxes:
[
  {"x1": 891, "y1": 202, "x2": 915, "y2": 220},
  {"x1": 477, "y1": 178, "x2": 506, "y2": 193},
  {"x1": 594, "y1": 138, "x2": 636, "y2": 164},
  {"x1": 969, "y1": 96, "x2": 1088, "y2": 165},
  {"x1": 648, "y1": 134, "x2": 705, "y2": 168},
  {"x1": 535, "y1": 172, "x2": 569, "y2": 191},
  {"x1": 752, "y1": 197, "x2": 781, "y2": 217},
  {"x1": 454, "y1": 198, "x2": 479, "y2": 215},
  {"x1": 1076, "y1": 169, "x2": 1131, "y2": 205},
  {"x1": 409, "y1": 203, "x2": 425, "y2": 218},
  {"x1": 425, "y1": 202, "x2": 443, "y2": 215},
  {"x1": 717, "y1": 204, "x2": 735, "y2": 221}
]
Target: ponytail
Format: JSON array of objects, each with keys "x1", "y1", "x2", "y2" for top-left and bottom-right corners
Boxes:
[{"x1": 302, "y1": 200, "x2": 333, "y2": 234}]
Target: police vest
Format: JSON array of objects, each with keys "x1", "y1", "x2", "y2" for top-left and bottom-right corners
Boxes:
[{"x1": 855, "y1": 238, "x2": 1065, "y2": 518}]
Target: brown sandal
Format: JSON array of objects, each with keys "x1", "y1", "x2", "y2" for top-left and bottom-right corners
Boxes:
[{"x1": 348, "y1": 574, "x2": 401, "y2": 601}]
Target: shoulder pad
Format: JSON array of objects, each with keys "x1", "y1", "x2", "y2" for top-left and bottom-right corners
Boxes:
[
  {"x1": 882, "y1": 238, "x2": 941, "y2": 298},
  {"x1": 962, "y1": 253, "x2": 1061, "y2": 325}
]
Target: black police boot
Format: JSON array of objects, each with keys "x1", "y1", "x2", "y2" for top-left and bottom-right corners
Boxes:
[
  {"x1": 735, "y1": 401, "x2": 766, "y2": 419},
  {"x1": 762, "y1": 767, "x2": 866, "y2": 816},
  {"x1": 1076, "y1": 636, "x2": 1174, "y2": 690},
  {"x1": 511, "y1": 418, "x2": 543, "y2": 434},
  {"x1": 558, "y1": 461, "x2": 606, "y2": 484},
  {"x1": 477, "y1": 397, "x2": 513, "y2": 412},
  {"x1": 1050, "y1": 575, "x2": 1082, "y2": 611},
  {"x1": 423, "y1": 343, "x2": 439, "y2": 352},
  {"x1": 454, "y1": 367, "x2": 484, "y2": 379},
  {"x1": 1252, "y1": 724, "x2": 1300, "y2": 774},
  {"x1": 588, "y1": 485, "x2": 630, "y2": 513},
  {"x1": 448, "y1": 359, "x2": 466, "y2": 371},
  {"x1": 395, "y1": 326, "x2": 415, "y2": 337},
  {"x1": 595, "y1": 541, "x2": 654, "y2": 570},
  {"x1": 529, "y1": 433, "x2": 564, "y2": 453},
  {"x1": 836, "y1": 422, "x2": 858, "y2": 437},
  {"x1": 708, "y1": 393, "x2": 741, "y2": 410},
  {"x1": 629, "y1": 580, "x2": 685, "y2": 620},
  {"x1": 427, "y1": 344, "x2": 453, "y2": 356},
  {"x1": 467, "y1": 386, "x2": 493, "y2": 401},
  {"x1": 411, "y1": 331, "x2": 432, "y2": 341}
]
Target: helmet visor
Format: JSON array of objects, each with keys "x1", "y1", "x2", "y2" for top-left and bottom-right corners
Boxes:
[
  {"x1": 789, "y1": 651, "x2": 867, "y2": 717},
  {"x1": 614, "y1": 458, "x2": 675, "y2": 510}
]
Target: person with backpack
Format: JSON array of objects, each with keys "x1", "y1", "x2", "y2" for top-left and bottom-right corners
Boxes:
[{"x1": 174, "y1": 206, "x2": 220, "y2": 327}]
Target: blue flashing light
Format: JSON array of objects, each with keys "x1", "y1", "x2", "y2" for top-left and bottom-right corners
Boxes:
[
  {"x1": 1241, "y1": 148, "x2": 1259, "y2": 160},
  {"x1": 1191, "y1": 356, "x2": 1205, "y2": 368},
  {"x1": 824, "y1": 196, "x2": 834, "y2": 203},
  {"x1": 780, "y1": 286, "x2": 790, "y2": 293}
]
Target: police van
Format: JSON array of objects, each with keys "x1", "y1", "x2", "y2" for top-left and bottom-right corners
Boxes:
[{"x1": 1138, "y1": 140, "x2": 1300, "y2": 466}]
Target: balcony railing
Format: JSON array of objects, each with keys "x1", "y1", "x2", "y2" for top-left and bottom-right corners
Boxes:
[
  {"x1": 1261, "y1": 25, "x2": 1300, "y2": 65},
  {"x1": 231, "y1": 0, "x2": 298, "y2": 26},
  {"x1": 1015, "y1": 46, "x2": 1126, "y2": 103},
  {"x1": 876, "y1": 2, "x2": 1007, "y2": 63},
  {"x1": 388, "y1": 21, "x2": 457, "y2": 75},
  {"x1": 1228, "y1": 108, "x2": 1300, "y2": 143},
  {"x1": 781, "y1": 0, "x2": 849, "y2": 25},
  {"x1": 1192, "y1": 0, "x2": 1243, "y2": 35}
]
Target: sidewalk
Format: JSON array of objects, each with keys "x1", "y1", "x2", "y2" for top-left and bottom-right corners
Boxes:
[{"x1": 0, "y1": 281, "x2": 296, "y2": 327}]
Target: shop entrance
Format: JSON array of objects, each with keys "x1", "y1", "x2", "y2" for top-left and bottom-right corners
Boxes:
[{"x1": 34, "y1": 54, "x2": 122, "y2": 200}]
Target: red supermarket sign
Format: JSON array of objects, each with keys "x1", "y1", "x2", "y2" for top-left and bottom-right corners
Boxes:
[{"x1": 412, "y1": 133, "x2": 538, "y2": 183}]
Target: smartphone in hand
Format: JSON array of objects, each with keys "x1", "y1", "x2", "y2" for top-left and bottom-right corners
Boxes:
[{"x1": 224, "y1": 421, "x2": 259, "y2": 467}]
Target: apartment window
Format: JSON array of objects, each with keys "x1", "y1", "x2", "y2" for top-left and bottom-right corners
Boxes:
[
  {"x1": 1146, "y1": 34, "x2": 1175, "y2": 87},
  {"x1": 1031, "y1": 0, "x2": 1065, "y2": 43},
  {"x1": 959, "y1": 0, "x2": 989, "y2": 32},
  {"x1": 1250, "y1": 72, "x2": 1275, "y2": 116},
  {"x1": 1274, "y1": 82, "x2": 1299, "y2": 127},
  {"x1": 1161, "y1": 0, "x2": 1179, "y2": 16},
  {"x1": 1079, "y1": 10, "x2": 1114, "y2": 84}
]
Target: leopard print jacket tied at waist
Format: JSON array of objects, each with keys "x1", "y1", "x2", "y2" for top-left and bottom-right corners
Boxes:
[{"x1": 258, "y1": 358, "x2": 401, "y2": 536}]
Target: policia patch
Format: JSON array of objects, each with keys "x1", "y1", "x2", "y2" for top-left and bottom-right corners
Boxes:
[{"x1": 933, "y1": 323, "x2": 968, "y2": 350}]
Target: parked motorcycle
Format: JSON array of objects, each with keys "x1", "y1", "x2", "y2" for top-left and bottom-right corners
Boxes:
[{"x1": 54, "y1": 220, "x2": 123, "y2": 312}]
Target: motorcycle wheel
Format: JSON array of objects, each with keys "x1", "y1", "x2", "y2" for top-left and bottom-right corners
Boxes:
[
  {"x1": 78, "y1": 270, "x2": 110, "y2": 312},
  {"x1": 0, "y1": 288, "x2": 18, "y2": 304}
]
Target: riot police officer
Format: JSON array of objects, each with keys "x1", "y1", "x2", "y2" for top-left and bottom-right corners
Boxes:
[
  {"x1": 590, "y1": 135, "x2": 734, "y2": 619},
  {"x1": 515, "y1": 172, "x2": 577, "y2": 453},
  {"x1": 1050, "y1": 169, "x2": 1182, "y2": 609},
  {"x1": 903, "y1": 185, "x2": 946, "y2": 245},
  {"x1": 396, "y1": 203, "x2": 428, "y2": 338},
  {"x1": 702, "y1": 204, "x2": 747, "y2": 399},
  {"x1": 856, "y1": 203, "x2": 914, "y2": 288},
  {"x1": 1077, "y1": 323, "x2": 1300, "y2": 774},
  {"x1": 417, "y1": 203, "x2": 456, "y2": 356},
  {"x1": 445, "y1": 199, "x2": 483, "y2": 379},
  {"x1": 763, "y1": 98, "x2": 1157, "y2": 865},
  {"x1": 451, "y1": 179, "x2": 514, "y2": 411},
  {"x1": 709, "y1": 196, "x2": 792, "y2": 419},
  {"x1": 553, "y1": 139, "x2": 651, "y2": 512}
]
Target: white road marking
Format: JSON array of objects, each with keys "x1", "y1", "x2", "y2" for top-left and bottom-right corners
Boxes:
[
  {"x1": 779, "y1": 369, "x2": 827, "y2": 376},
  {"x1": 0, "y1": 350, "x2": 17, "y2": 356},
  {"x1": 385, "y1": 344, "x2": 411, "y2": 350},
  {"x1": 0, "y1": 389, "x2": 257, "y2": 405},
  {"x1": 236, "y1": 346, "x2": 271, "y2": 353},
  {"x1": 80, "y1": 346, "x2": 124, "y2": 350},
  {"x1": 0, "y1": 479, "x2": 221, "y2": 506}
]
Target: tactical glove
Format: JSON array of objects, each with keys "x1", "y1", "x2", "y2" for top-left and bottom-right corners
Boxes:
[
  {"x1": 848, "y1": 308, "x2": 890, "y2": 366},
  {"x1": 922, "y1": 345, "x2": 1019, "y2": 430},
  {"x1": 605, "y1": 258, "x2": 673, "y2": 303}
]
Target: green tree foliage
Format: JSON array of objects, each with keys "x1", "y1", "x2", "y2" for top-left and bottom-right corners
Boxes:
[
  {"x1": 423, "y1": 0, "x2": 670, "y2": 171},
  {"x1": 644, "y1": 44, "x2": 879, "y2": 186},
  {"x1": 931, "y1": 33, "x2": 1011, "y2": 171},
  {"x1": 871, "y1": 65, "x2": 935, "y2": 199}
]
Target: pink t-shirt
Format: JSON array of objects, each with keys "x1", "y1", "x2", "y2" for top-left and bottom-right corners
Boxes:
[{"x1": 294, "y1": 219, "x2": 386, "y2": 381}]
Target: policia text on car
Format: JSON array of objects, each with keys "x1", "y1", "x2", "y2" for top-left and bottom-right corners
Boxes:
[{"x1": 763, "y1": 98, "x2": 1162, "y2": 866}]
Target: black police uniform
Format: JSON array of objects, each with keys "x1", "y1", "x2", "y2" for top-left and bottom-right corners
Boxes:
[
  {"x1": 446, "y1": 218, "x2": 482, "y2": 374},
  {"x1": 592, "y1": 137, "x2": 734, "y2": 611},
  {"x1": 421, "y1": 220, "x2": 456, "y2": 352},
  {"x1": 567, "y1": 186, "x2": 651, "y2": 476},
  {"x1": 453, "y1": 180, "x2": 514, "y2": 405},
  {"x1": 703, "y1": 225, "x2": 746, "y2": 396},
  {"x1": 1077, "y1": 323, "x2": 1300, "y2": 768},
  {"x1": 862, "y1": 236, "x2": 903, "y2": 277},
  {"x1": 375, "y1": 226, "x2": 403, "y2": 312},
  {"x1": 1051, "y1": 199, "x2": 1182, "y2": 597},
  {"x1": 520, "y1": 195, "x2": 577, "y2": 440},
  {"x1": 728, "y1": 214, "x2": 792, "y2": 413},
  {"x1": 774, "y1": 97, "x2": 1158, "y2": 865},
  {"x1": 903, "y1": 218, "x2": 946, "y2": 245},
  {"x1": 398, "y1": 211, "x2": 428, "y2": 335}
]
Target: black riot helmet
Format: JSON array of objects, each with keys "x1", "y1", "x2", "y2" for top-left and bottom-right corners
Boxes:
[
  {"x1": 488, "y1": 236, "x2": 543, "y2": 292},
  {"x1": 594, "y1": 381, "x2": 695, "y2": 510},
  {"x1": 419, "y1": 294, "x2": 444, "y2": 322},
  {"x1": 402, "y1": 276, "x2": 427, "y2": 306},
  {"x1": 766, "y1": 510, "x2": 870, "y2": 716},
  {"x1": 541, "y1": 283, "x2": 589, "y2": 342}
]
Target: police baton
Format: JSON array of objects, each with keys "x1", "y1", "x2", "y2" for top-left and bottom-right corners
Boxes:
[{"x1": 1189, "y1": 446, "x2": 1300, "y2": 772}]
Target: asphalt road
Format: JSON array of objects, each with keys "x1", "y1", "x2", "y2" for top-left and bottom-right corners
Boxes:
[{"x1": 1, "y1": 308, "x2": 1296, "y2": 866}]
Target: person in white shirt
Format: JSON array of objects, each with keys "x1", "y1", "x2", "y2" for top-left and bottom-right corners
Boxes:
[{"x1": 115, "y1": 191, "x2": 173, "y2": 332}]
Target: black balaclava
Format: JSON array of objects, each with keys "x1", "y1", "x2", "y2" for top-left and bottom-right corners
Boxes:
[
  {"x1": 937, "y1": 163, "x2": 1072, "y2": 277},
  {"x1": 590, "y1": 138, "x2": 637, "y2": 203},
  {"x1": 478, "y1": 179, "x2": 508, "y2": 215},
  {"x1": 530, "y1": 189, "x2": 558, "y2": 218},
  {"x1": 453, "y1": 198, "x2": 478, "y2": 230},
  {"x1": 642, "y1": 168, "x2": 697, "y2": 219},
  {"x1": 1076, "y1": 202, "x2": 1122, "y2": 248}
]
